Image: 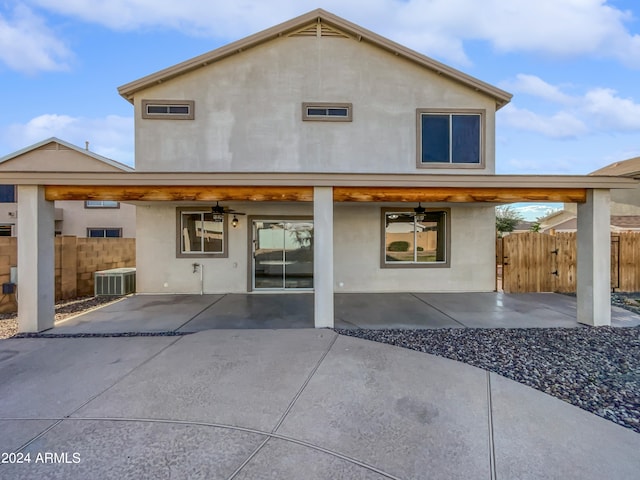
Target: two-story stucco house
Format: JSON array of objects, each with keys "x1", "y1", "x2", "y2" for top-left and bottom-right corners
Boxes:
[{"x1": 3, "y1": 9, "x2": 635, "y2": 332}]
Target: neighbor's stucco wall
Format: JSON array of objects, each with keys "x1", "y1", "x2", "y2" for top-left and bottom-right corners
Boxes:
[
  {"x1": 135, "y1": 203, "x2": 496, "y2": 294},
  {"x1": 54, "y1": 201, "x2": 137, "y2": 237},
  {"x1": 1, "y1": 201, "x2": 136, "y2": 237},
  {"x1": 134, "y1": 35, "x2": 496, "y2": 174}
]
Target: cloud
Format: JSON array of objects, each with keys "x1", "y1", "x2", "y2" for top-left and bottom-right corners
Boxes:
[
  {"x1": 500, "y1": 77, "x2": 640, "y2": 138},
  {"x1": 0, "y1": 5, "x2": 71, "y2": 74},
  {"x1": 499, "y1": 105, "x2": 588, "y2": 139},
  {"x1": 4, "y1": 114, "x2": 134, "y2": 166},
  {"x1": 25, "y1": 0, "x2": 640, "y2": 68},
  {"x1": 502, "y1": 74, "x2": 575, "y2": 105},
  {"x1": 583, "y1": 88, "x2": 640, "y2": 131}
]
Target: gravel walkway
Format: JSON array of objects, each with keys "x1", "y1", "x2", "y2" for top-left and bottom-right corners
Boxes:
[{"x1": 335, "y1": 326, "x2": 640, "y2": 434}]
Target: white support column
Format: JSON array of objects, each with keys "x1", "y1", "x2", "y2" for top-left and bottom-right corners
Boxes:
[
  {"x1": 577, "y1": 189, "x2": 610, "y2": 326},
  {"x1": 313, "y1": 186, "x2": 334, "y2": 328},
  {"x1": 17, "y1": 185, "x2": 55, "y2": 332}
]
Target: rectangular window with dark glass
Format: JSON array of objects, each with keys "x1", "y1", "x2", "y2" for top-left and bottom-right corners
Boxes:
[
  {"x1": 382, "y1": 210, "x2": 448, "y2": 267},
  {"x1": 142, "y1": 100, "x2": 194, "y2": 120},
  {"x1": 0, "y1": 185, "x2": 16, "y2": 203},
  {"x1": 302, "y1": 103, "x2": 352, "y2": 122},
  {"x1": 418, "y1": 111, "x2": 481, "y2": 165},
  {"x1": 87, "y1": 228, "x2": 122, "y2": 238}
]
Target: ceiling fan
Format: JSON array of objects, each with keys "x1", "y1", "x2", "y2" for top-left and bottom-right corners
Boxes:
[{"x1": 211, "y1": 201, "x2": 246, "y2": 226}]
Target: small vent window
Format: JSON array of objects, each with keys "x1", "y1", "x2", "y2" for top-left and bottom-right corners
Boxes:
[
  {"x1": 303, "y1": 103, "x2": 352, "y2": 122},
  {"x1": 142, "y1": 100, "x2": 194, "y2": 120}
]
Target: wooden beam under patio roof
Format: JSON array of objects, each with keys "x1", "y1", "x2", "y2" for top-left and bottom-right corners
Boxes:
[
  {"x1": 45, "y1": 185, "x2": 588, "y2": 203},
  {"x1": 44, "y1": 185, "x2": 315, "y2": 202},
  {"x1": 332, "y1": 187, "x2": 588, "y2": 203}
]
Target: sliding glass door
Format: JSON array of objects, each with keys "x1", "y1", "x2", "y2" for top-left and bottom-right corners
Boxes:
[{"x1": 252, "y1": 220, "x2": 313, "y2": 290}]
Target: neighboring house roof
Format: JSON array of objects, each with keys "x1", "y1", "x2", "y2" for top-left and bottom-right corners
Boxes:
[
  {"x1": 590, "y1": 156, "x2": 640, "y2": 178},
  {"x1": 541, "y1": 215, "x2": 640, "y2": 232},
  {"x1": 118, "y1": 8, "x2": 512, "y2": 109},
  {"x1": 0, "y1": 138, "x2": 134, "y2": 172},
  {"x1": 513, "y1": 221, "x2": 535, "y2": 232}
]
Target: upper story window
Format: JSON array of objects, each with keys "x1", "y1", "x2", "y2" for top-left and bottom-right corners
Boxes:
[
  {"x1": 142, "y1": 99, "x2": 195, "y2": 120},
  {"x1": 0, "y1": 185, "x2": 16, "y2": 203},
  {"x1": 417, "y1": 109, "x2": 483, "y2": 168},
  {"x1": 85, "y1": 200, "x2": 119, "y2": 208},
  {"x1": 302, "y1": 103, "x2": 352, "y2": 122}
]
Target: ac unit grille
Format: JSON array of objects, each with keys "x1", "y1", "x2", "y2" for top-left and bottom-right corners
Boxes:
[{"x1": 94, "y1": 268, "x2": 136, "y2": 296}]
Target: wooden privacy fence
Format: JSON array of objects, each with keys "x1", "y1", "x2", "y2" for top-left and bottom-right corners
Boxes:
[
  {"x1": 0, "y1": 236, "x2": 135, "y2": 313},
  {"x1": 498, "y1": 232, "x2": 640, "y2": 293}
]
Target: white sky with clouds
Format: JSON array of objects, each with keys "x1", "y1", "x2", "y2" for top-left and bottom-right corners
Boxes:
[{"x1": 1, "y1": 0, "x2": 639, "y2": 219}]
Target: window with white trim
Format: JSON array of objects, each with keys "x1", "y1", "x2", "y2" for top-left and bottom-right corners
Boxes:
[{"x1": 418, "y1": 110, "x2": 482, "y2": 166}]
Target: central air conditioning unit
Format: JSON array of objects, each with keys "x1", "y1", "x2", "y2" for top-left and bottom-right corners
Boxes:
[{"x1": 94, "y1": 268, "x2": 136, "y2": 296}]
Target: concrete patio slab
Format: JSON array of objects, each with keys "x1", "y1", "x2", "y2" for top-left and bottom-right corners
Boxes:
[
  {"x1": 73, "y1": 330, "x2": 337, "y2": 432},
  {"x1": 0, "y1": 337, "x2": 177, "y2": 418},
  {"x1": 52, "y1": 294, "x2": 223, "y2": 334},
  {"x1": 179, "y1": 293, "x2": 314, "y2": 331},
  {"x1": 43, "y1": 292, "x2": 640, "y2": 334},
  {"x1": 276, "y1": 334, "x2": 491, "y2": 480},
  {"x1": 0, "y1": 419, "x2": 266, "y2": 480},
  {"x1": 490, "y1": 372, "x2": 640, "y2": 480},
  {"x1": 335, "y1": 293, "x2": 463, "y2": 329}
]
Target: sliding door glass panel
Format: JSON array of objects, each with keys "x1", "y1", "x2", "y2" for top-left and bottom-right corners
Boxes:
[
  {"x1": 254, "y1": 221, "x2": 285, "y2": 289},
  {"x1": 284, "y1": 222, "x2": 314, "y2": 289}
]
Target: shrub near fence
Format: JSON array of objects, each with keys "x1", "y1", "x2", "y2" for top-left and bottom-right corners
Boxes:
[
  {"x1": 498, "y1": 231, "x2": 640, "y2": 293},
  {"x1": 0, "y1": 236, "x2": 135, "y2": 313}
]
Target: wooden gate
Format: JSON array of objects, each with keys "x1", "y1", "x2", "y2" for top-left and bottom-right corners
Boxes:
[
  {"x1": 499, "y1": 232, "x2": 640, "y2": 293},
  {"x1": 501, "y1": 233, "x2": 558, "y2": 293}
]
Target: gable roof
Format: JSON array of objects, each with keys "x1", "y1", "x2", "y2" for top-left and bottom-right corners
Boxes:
[
  {"x1": 118, "y1": 8, "x2": 512, "y2": 109},
  {"x1": 0, "y1": 137, "x2": 134, "y2": 172},
  {"x1": 590, "y1": 156, "x2": 640, "y2": 178}
]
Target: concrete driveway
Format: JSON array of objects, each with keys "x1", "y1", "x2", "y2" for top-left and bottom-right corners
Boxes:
[
  {"x1": 1, "y1": 329, "x2": 639, "y2": 479},
  {"x1": 49, "y1": 292, "x2": 640, "y2": 334}
]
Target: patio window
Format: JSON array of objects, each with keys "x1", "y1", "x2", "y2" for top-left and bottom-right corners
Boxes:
[
  {"x1": 176, "y1": 209, "x2": 228, "y2": 258},
  {"x1": 382, "y1": 209, "x2": 449, "y2": 267},
  {"x1": 417, "y1": 109, "x2": 483, "y2": 167}
]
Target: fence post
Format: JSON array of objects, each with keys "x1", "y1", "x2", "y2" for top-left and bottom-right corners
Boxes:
[{"x1": 60, "y1": 235, "x2": 78, "y2": 300}]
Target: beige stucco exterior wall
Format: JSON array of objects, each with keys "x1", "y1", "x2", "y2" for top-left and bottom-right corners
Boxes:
[
  {"x1": 133, "y1": 35, "x2": 497, "y2": 174},
  {"x1": 135, "y1": 203, "x2": 495, "y2": 294}
]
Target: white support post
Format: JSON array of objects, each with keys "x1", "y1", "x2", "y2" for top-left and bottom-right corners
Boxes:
[
  {"x1": 313, "y1": 186, "x2": 334, "y2": 328},
  {"x1": 577, "y1": 189, "x2": 610, "y2": 326},
  {"x1": 17, "y1": 185, "x2": 55, "y2": 332}
]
